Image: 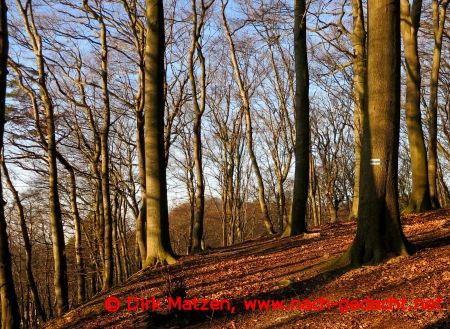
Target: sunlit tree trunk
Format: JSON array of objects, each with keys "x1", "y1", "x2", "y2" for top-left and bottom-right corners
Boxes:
[
  {"x1": 16, "y1": 0, "x2": 69, "y2": 314},
  {"x1": 348, "y1": 0, "x2": 410, "y2": 265},
  {"x1": 143, "y1": 0, "x2": 176, "y2": 266},
  {"x1": 428, "y1": 0, "x2": 449, "y2": 209},
  {"x1": 350, "y1": 0, "x2": 366, "y2": 220},
  {"x1": 400, "y1": 0, "x2": 432, "y2": 213},
  {"x1": 82, "y1": 0, "x2": 114, "y2": 290}
]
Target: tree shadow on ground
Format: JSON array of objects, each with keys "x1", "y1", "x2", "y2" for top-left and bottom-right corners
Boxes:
[{"x1": 143, "y1": 265, "x2": 349, "y2": 328}]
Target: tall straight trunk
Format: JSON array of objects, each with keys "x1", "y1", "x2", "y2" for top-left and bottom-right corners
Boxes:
[
  {"x1": 283, "y1": 0, "x2": 310, "y2": 236},
  {"x1": 400, "y1": 0, "x2": 432, "y2": 213},
  {"x1": 143, "y1": 0, "x2": 176, "y2": 266},
  {"x1": 350, "y1": 0, "x2": 366, "y2": 220},
  {"x1": 3, "y1": 163, "x2": 46, "y2": 322},
  {"x1": 45, "y1": 89, "x2": 68, "y2": 316},
  {"x1": 112, "y1": 195, "x2": 122, "y2": 284},
  {"x1": 189, "y1": 0, "x2": 210, "y2": 252},
  {"x1": 0, "y1": 3, "x2": 21, "y2": 326},
  {"x1": 82, "y1": 0, "x2": 113, "y2": 291},
  {"x1": 428, "y1": 0, "x2": 449, "y2": 209},
  {"x1": 121, "y1": 0, "x2": 147, "y2": 265},
  {"x1": 348, "y1": 0, "x2": 409, "y2": 265},
  {"x1": 221, "y1": 2, "x2": 275, "y2": 235},
  {"x1": 99, "y1": 27, "x2": 113, "y2": 291},
  {"x1": 87, "y1": 3, "x2": 113, "y2": 291}
]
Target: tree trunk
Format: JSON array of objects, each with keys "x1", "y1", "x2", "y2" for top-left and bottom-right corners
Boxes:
[
  {"x1": 16, "y1": 0, "x2": 70, "y2": 314},
  {"x1": 427, "y1": 0, "x2": 449, "y2": 209},
  {"x1": 136, "y1": 108, "x2": 147, "y2": 263},
  {"x1": 327, "y1": 199, "x2": 338, "y2": 223},
  {"x1": 283, "y1": 0, "x2": 309, "y2": 236},
  {"x1": 0, "y1": 4, "x2": 21, "y2": 327},
  {"x1": 350, "y1": 0, "x2": 366, "y2": 220},
  {"x1": 68, "y1": 170, "x2": 86, "y2": 303},
  {"x1": 400, "y1": 0, "x2": 432, "y2": 213},
  {"x1": 437, "y1": 160, "x2": 450, "y2": 207},
  {"x1": 47, "y1": 126, "x2": 69, "y2": 315},
  {"x1": 308, "y1": 155, "x2": 319, "y2": 227},
  {"x1": 189, "y1": 0, "x2": 210, "y2": 252},
  {"x1": 143, "y1": 0, "x2": 176, "y2": 266},
  {"x1": 348, "y1": 0, "x2": 410, "y2": 265}
]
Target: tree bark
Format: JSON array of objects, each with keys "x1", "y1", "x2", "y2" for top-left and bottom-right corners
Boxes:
[
  {"x1": 350, "y1": 0, "x2": 366, "y2": 220},
  {"x1": 348, "y1": 0, "x2": 410, "y2": 265},
  {"x1": 283, "y1": 0, "x2": 309, "y2": 236},
  {"x1": 400, "y1": 0, "x2": 432, "y2": 213},
  {"x1": 0, "y1": 2, "x2": 21, "y2": 326},
  {"x1": 82, "y1": 0, "x2": 114, "y2": 291},
  {"x1": 136, "y1": 107, "x2": 147, "y2": 263},
  {"x1": 427, "y1": 0, "x2": 449, "y2": 209},
  {"x1": 143, "y1": 0, "x2": 176, "y2": 266},
  {"x1": 99, "y1": 24, "x2": 113, "y2": 292},
  {"x1": 67, "y1": 169, "x2": 86, "y2": 303}
]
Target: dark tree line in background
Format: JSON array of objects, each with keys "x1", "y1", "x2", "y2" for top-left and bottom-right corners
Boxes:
[{"x1": 0, "y1": 0, "x2": 449, "y2": 327}]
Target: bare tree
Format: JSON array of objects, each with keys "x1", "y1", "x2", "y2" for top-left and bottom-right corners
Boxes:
[
  {"x1": 15, "y1": 0, "x2": 69, "y2": 314},
  {"x1": 0, "y1": 0, "x2": 21, "y2": 326},
  {"x1": 143, "y1": 0, "x2": 176, "y2": 266},
  {"x1": 283, "y1": 0, "x2": 310, "y2": 236},
  {"x1": 347, "y1": 0, "x2": 410, "y2": 265},
  {"x1": 401, "y1": 0, "x2": 432, "y2": 212},
  {"x1": 221, "y1": 0, "x2": 275, "y2": 235},
  {"x1": 427, "y1": 0, "x2": 449, "y2": 208}
]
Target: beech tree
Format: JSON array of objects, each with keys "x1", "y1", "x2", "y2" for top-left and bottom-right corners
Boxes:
[
  {"x1": 349, "y1": 0, "x2": 366, "y2": 219},
  {"x1": 427, "y1": 0, "x2": 449, "y2": 208},
  {"x1": 188, "y1": 0, "x2": 213, "y2": 253},
  {"x1": 221, "y1": 0, "x2": 275, "y2": 235},
  {"x1": 348, "y1": 0, "x2": 410, "y2": 265},
  {"x1": 283, "y1": 0, "x2": 310, "y2": 236},
  {"x1": 143, "y1": 0, "x2": 176, "y2": 266},
  {"x1": 0, "y1": 1, "x2": 21, "y2": 327},
  {"x1": 400, "y1": 0, "x2": 432, "y2": 213},
  {"x1": 15, "y1": 0, "x2": 69, "y2": 314},
  {"x1": 2, "y1": 0, "x2": 450, "y2": 323}
]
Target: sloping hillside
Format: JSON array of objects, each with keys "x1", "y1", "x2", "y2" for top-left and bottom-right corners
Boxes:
[{"x1": 46, "y1": 210, "x2": 450, "y2": 329}]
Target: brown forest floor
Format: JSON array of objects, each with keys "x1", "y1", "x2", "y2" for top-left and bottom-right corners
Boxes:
[{"x1": 46, "y1": 210, "x2": 450, "y2": 329}]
